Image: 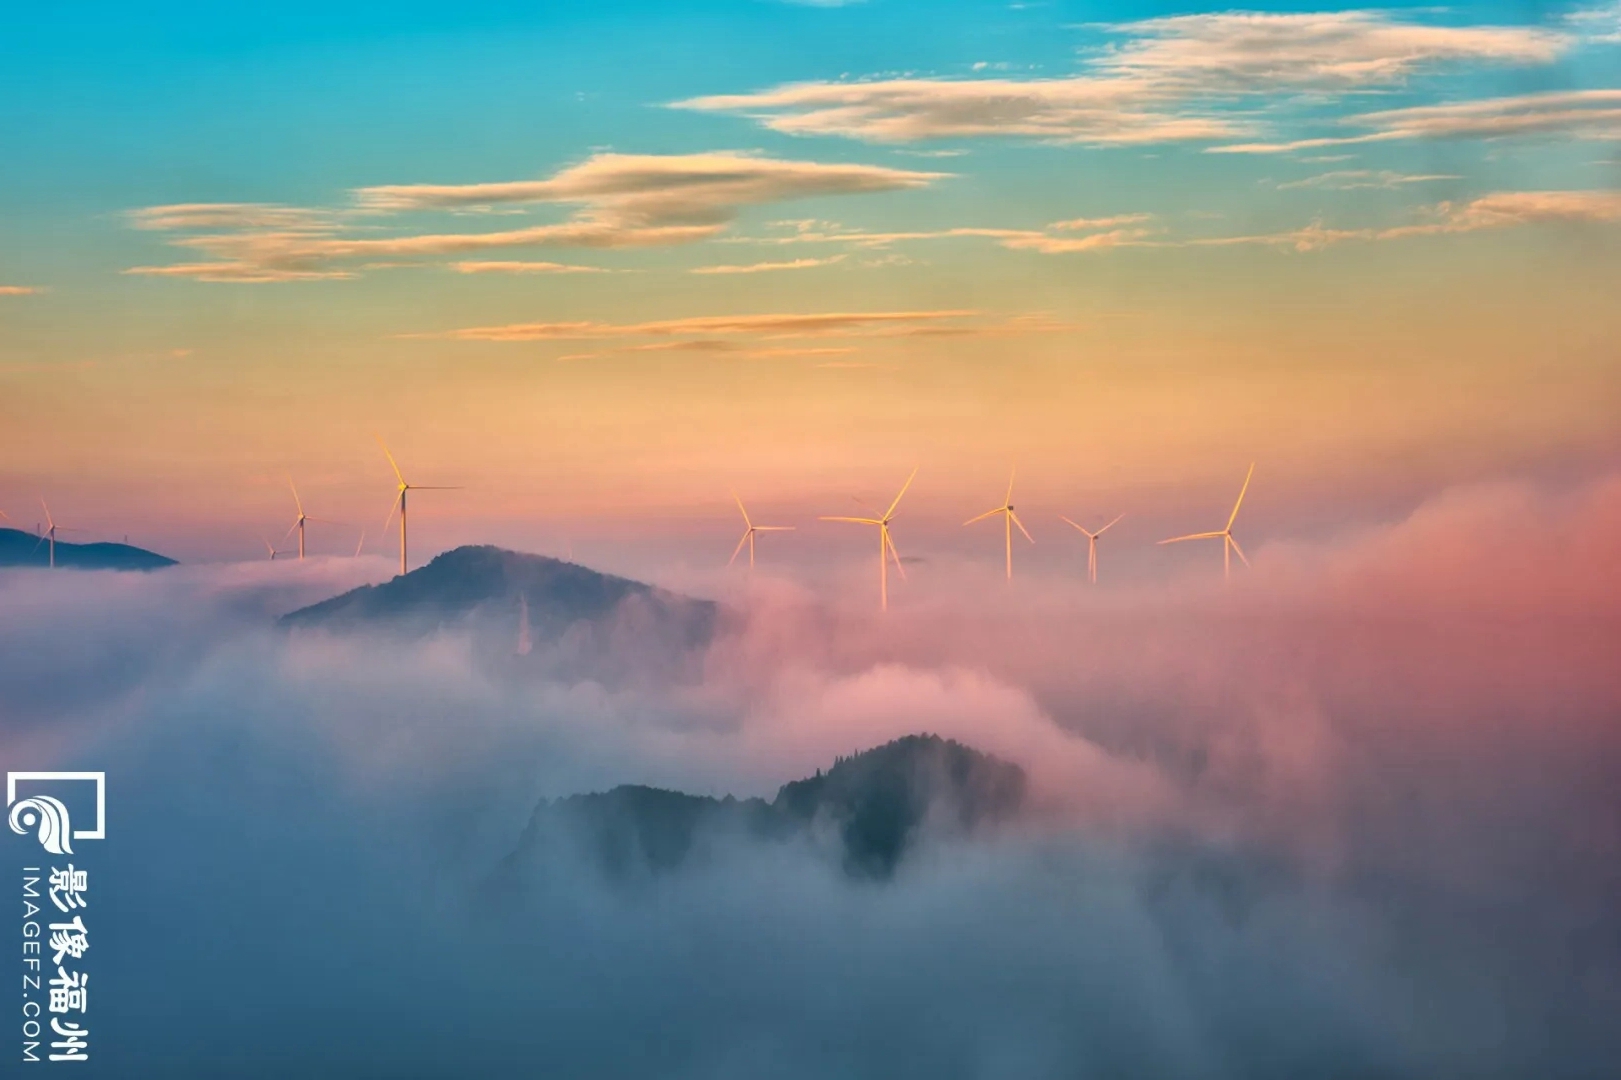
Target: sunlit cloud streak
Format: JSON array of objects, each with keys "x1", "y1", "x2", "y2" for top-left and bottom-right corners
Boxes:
[
  {"x1": 1213, "y1": 89, "x2": 1621, "y2": 153},
  {"x1": 1274, "y1": 170, "x2": 1461, "y2": 190},
  {"x1": 406, "y1": 309, "x2": 980, "y2": 342},
  {"x1": 448, "y1": 260, "x2": 610, "y2": 274},
  {"x1": 676, "y1": 11, "x2": 1569, "y2": 144},
  {"x1": 123, "y1": 153, "x2": 943, "y2": 282},
  {"x1": 691, "y1": 255, "x2": 847, "y2": 274}
]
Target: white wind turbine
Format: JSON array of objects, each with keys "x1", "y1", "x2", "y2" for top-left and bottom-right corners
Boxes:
[
  {"x1": 376, "y1": 436, "x2": 461, "y2": 576},
  {"x1": 729, "y1": 494, "x2": 794, "y2": 569},
  {"x1": 1058, "y1": 512, "x2": 1124, "y2": 585},
  {"x1": 35, "y1": 498, "x2": 83, "y2": 569},
  {"x1": 282, "y1": 477, "x2": 347, "y2": 560},
  {"x1": 259, "y1": 535, "x2": 289, "y2": 561},
  {"x1": 1159, "y1": 463, "x2": 1255, "y2": 579},
  {"x1": 964, "y1": 468, "x2": 1034, "y2": 580},
  {"x1": 821, "y1": 467, "x2": 917, "y2": 612}
]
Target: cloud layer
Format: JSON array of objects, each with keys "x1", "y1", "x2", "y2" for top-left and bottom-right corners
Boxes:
[{"x1": 3, "y1": 473, "x2": 1620, "y2": 1075}]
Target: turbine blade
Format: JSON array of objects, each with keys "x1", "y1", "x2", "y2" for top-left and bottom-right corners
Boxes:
[
  {"x1": 963, "y1": 507, "x2": 1002, "y2": 526},
  {"x1": 1226, "y1": 462, "x2": 1255, "y2": 531},
  {"x1": 381, "y1": 492, "x2": 402, "y2": 536},
  {"x1": 1010, "y1": 510, "x2": 1035, "y2": 544},
  {"x1": 288, "y1": 475, "x2": 303, "y2": 515},
  {"x1": 733, "y1": 492, "x2": 751, "y2": 528},
  {"x1": 409, "y1": 485, "x2": 462, "y2": 490},
  {"x1": 281, "y1": 520, "x2": 300, "y2": 545},
  {"x1": 728, "y1": 530, "x2": 750, "y2": 566},
  {"x1": 1004, "y1": 466, "x2": 1016, "y2": 506},
  {"x1": 39, "y1": 497, "x2": 52, "y2": 529},
  {"x1": 883, "y1": 466, "x2": 918, "y2": 520},
  {"x1": 884, "y1": 528, "x2": 907, "y2": 581},
  {"x1": 354, "y1": 530, "x2": 367, "y2": 557},
  {"x1": 374, "y1": 434, "x2": 406, "y2": 486},
  {"x1": 1058, "y1": 515, "x2": 1087, "y2": 534},
  {"x1": 754, "y1": 525, "x2": 795, "y2": 531},
  {"x1": 1096, "y1": 513, "x2": 1125, "y2": 535},
  {"x1": 820, "y1": 516, "x2": 881, "y2": 525},
  {"x1": 1159, "y1": 532, "x2": 1225, "y2": 545},
  {"x1": 1228, "y1": 535, "x2": 1251, "y2": 568}
]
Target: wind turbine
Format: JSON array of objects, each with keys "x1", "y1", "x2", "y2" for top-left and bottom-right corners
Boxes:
[
  {"x1": 964, "y1": 468, "x2": 1034, "y2": 580},
  {"x1": 259, "y1": 535, "x2": 288, "y2": 561},
  {"x1": 729, "y1": 494, "x2": 794, "y2": 569},
  {"x1": 281, "y1": 476, "x2": 346, "y2": 559},
  {"x1": 376, "y1": 436, "x2": 460, "y2": 576},
  {"x1": 821, "y1": 467, "x2": 917, "y2": 612},
  {"x1": 35, "y1": 498, "x2": 82, "y2": 569},
  {"x1": 1159, "y1": 463, "x2": 1254, "y2": 579},
  {"x1": 1059, "y1": 513, "x2": 1124, "y2": 585}
]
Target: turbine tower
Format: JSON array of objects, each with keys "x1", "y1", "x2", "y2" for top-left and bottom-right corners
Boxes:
[
  {"x1": 821, "y1": 467, "x2": 917, "y2": 612},
  {"x1": 1059, "y1": 513, "x2": 1124, "y2": 585},
  {"x1": 964, "y1": 468, "x2": 1034, "y2": 580},
  {"x1": 35, "y1": 498, "x2": 81, "y2": 569},
  {"x1": 1159, "y1": 463, "x2": 1254, "y2": 579},
  {"x1": 377, "y1": 436, "x2": 460, "y2": 577},
  {"x1": 729, "y1": 494, "x2": 794, "y2": 569}
]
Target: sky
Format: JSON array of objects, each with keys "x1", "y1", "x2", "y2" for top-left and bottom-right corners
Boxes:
[{"x1": 1, "y1": 0, "x2": 1619, "y2": 576}]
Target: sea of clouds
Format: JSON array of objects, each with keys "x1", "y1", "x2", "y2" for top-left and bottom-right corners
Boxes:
[{"x1": 2, "y1": 474, "x2": 1619, "y2": 1078}]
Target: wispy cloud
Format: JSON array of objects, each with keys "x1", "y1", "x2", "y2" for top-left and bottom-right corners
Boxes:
[
  {"x1": 1185, "y1": 189, "x2": 1621, "y2": 250},
  {"x1": 1274, "y1": 170, "x2": 1462, "y2": 190},
  {"x1": 690, "y1": 255, "x2": 847, "y2": 274},
  {"x1": 126, "y1": 153, "x2": 943, "y2": 282},
  {"x1": 122, "y1": 262, "x2": 356, "y2": 283},
  {"x1": 0, "y1": 285, "x2": 44, "y2": 295},
  {"x1": 1213, "y1": 89, "x2": 1621, "y2": 153},
  {"x1": 732, "y1": 217, "x2": 1159, "y2": 254},
  {"x1": 128, "y1": 203, "x2": 336, "y2": 231},
  {"x1": 676, "y1": 11, "x2": 1568, "y2": 145},
  {"x1": 448, "y1": 260, "x2": 609, "y2": 274},
  {"x1": 407, "y1": 309, "x2": 980, "y2": 343},
  {"x1": 353, "y1": 152, "x2": 941, "y2": 219}
]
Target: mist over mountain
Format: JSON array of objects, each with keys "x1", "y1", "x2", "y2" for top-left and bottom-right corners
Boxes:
[
  {"x1": 0, "y1": 526, "x2": 176, "y2": 570},
  {"x1": 495, "y1": 735, "x2": 1027, "y2": 890},
  {"x1": 280, "y1": 544, "x2": 717, "y2": 681}
]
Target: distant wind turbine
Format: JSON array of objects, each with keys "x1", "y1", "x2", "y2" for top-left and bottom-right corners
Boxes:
[
  {"x1": 821, "y1": 467, "x2": 917, "y2": 612},
  {"x1": 259, "y1": 535, "x2": 288, "y2": 561},
  {"x1": 729, "y1": 494, "x2": 794, "y2": 569},
  {"x1": 516, "y1": 592, "x2": 532, "y2": 656},
  {"x1": 35, "y1": 498, "x2": 82, "y2": 569},
  {"x1": 1159, "y1": 463, "x2": 1254, "y2": 579},
  {"x1": 964, "y1": 468, "x2": 1034, "y2": 580},
  {"x1": 1058, "y1": 513, "x2": 1124, "y2": 585},
  {"x1": 282, "y1": 477, "x2": 346, "y2": 560},
  {"x1": 376, "y1": 436, "x2": 461, "y2": 576}
]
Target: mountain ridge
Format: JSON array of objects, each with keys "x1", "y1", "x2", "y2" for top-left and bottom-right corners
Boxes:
[
  {"x1": 0, "y1": 527, "x2": 177, "y2": 570},
  {"x1": 494, "y1": 734, "x2": 1028, "y2": 887}
]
